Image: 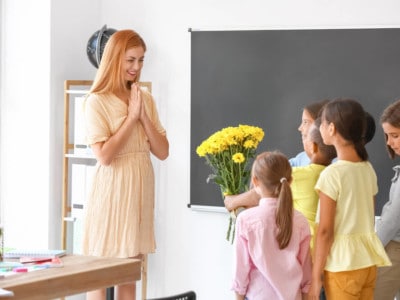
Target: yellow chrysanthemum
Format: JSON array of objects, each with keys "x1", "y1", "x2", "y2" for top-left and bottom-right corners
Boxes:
[
  {"x1": 196, "y1": 124, "x2": 265, "y2": 243},
  {"x1": 232, "y1": 153, "x2": 245, "y2": 163},
  {"x1": 243, "y1": 139, "x2": 256, "y2": 149}
]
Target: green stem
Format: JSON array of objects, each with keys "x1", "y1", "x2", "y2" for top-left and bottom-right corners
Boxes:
[{"x1": 226, "y1": 216, "x2": 232, "y2": 241}]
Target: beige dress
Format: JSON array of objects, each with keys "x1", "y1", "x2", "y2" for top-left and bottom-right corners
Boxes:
[{"x1": 81, "y1": 90, "x2": 166, "y2": 258}]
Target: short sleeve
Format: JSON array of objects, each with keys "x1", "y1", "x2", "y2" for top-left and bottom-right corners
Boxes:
[
  {"x1": 84, "y1": 94, "x2": 111, "y2": 145},
  {"x1": 314, "y1": 167, "x2": 339, "y2": 202},
  {"x1": 314, "y1": 167, "x2": 338, "y2": 224}
]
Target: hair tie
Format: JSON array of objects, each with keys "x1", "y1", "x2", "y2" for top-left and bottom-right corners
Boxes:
[{"x1": 280, "y1": 177, "x2": 287, "y2": 183}]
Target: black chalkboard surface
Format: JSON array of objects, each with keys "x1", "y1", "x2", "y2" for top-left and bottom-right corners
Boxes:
[{"x1": 190, "y1": 28, "x2": 400, "y2": 214}]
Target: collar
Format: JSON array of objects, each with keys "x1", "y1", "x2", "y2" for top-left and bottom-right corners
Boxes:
[{"x1": 391, "y1": 165, "x2": 400, "y2": 182}]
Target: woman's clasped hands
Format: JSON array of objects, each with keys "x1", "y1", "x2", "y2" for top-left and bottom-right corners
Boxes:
[{"x1": 128, "y1": 82, "x2": 145, "y2": 122}]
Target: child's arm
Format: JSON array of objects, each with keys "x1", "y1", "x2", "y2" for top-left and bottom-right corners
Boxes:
[
  {"x1": 235, "y1": 292, "x2": 245, "y2": 300},
  {"x1": 224, "y1": 189, "x2": 260, "y2": 211},
  {"x1": 308, "y1": 191, "x2": 336, "y2": 299}
]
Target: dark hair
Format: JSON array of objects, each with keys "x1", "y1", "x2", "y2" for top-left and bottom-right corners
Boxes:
[
  {"x1": 308, "y1": 118, "x2": 337, "y2": 162},
  {"x1": 321, "y1": 98, "x2": 368, "y2": 161},
  {"x1": 304, "y1": 99, "x2": 330, "y2": 120},
  {"x1": 364, "y1": 111, "x2": 376, "y2": 145},
  {"x1": 251, "y1": 151, "x2": 293, "y2": 249},
  {"x1": 380, "y1": 99, "x2": 400, "y2": 159}
]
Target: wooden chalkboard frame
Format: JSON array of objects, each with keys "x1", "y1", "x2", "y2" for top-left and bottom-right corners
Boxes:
[{"x1": 190, "y1": 28, "x2": 400, "y2": 213}]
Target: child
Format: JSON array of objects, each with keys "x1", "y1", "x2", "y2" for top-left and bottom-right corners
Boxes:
[
  {"x1": 290, "y1": 99, "x2": 330, "y2": 167},
  {"x1": 374, "y1": 99, "x2": 400, "y2": 300},
  {"x1": 232, "y1": 151, "x2": 312, "y2": 300},
  {"x1": 309, "y1": 98, "x2": 391, "y2": 300},
  {"x1": 224, "y1": 120, "x2": 336, "y2": 248},
  {"x1": 291, "y1": 119, "x2": 336, "y2": 251},
  {"x1": 224, "y1": 100, "x2": 330, "y2": 211}
]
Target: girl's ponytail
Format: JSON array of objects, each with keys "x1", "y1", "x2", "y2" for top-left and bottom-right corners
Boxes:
[
  {"x1": 354, "y1": 140, "x2": 368, "y2": 161},
  {"x1": 276, "y1": 177, "x2": 293, "y2": 249},
  {"x1": 252, "y1": 151, "x2": 293, "y2": 249}
]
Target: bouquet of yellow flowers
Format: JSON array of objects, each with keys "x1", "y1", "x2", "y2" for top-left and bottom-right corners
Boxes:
[{"x1": 196, "y1": 124, "x2": 265, "y2": 243}]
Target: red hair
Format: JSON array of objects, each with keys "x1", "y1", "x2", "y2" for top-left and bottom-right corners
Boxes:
[{"x1": 90, "y1": 29, "x2": 146, "y2": 95}]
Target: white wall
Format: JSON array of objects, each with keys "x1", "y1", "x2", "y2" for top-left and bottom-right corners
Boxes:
[
  {"x1": 2, "y1": 0, "x2": 400, "y2": 299},
  {"x1": 1, "y1": 0, "x2": 51, "y2": 248}
]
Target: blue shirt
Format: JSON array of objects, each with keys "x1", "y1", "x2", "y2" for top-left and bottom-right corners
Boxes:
[
  {"x1": 289, "y1": 151, "x2": 337, "y2": 167},
  {"x1": 289, "y1": 151, "x2": 310, "y2": 167}
]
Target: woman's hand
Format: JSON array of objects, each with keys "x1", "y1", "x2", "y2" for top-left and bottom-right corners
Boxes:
[
  {"x1": 128, "y1": 82, "x2": 142, "y2": 122},
  {"x1": 129, "y1": 82, "x2": 169, "y2": 160}
]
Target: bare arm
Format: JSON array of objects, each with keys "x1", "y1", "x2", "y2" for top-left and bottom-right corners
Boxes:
[
  {"x1": 235, "y1": 292, "x2": 245, "y2": 300},
  {"x1": 224, "y1": 188, "x2": 260, "y2": 211},
  {"x1": 308, "y1": 191, "x2": 335, "y2": 299},
  {"x1": 91, "y1": 111, "x2": 139, "y2": 166}
]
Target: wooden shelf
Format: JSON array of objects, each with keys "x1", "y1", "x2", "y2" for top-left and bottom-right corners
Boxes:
[
  {"x1": 61, "y1": 80, "x2": 93, "y2": 251},
  {"x1": 65, "y1": 153, "x2": 96, "y2": 159}
]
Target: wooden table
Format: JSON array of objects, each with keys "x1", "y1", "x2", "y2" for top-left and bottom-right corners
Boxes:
[{"x1": 0, "y1": 255, "x2": 141, "y2": 300}]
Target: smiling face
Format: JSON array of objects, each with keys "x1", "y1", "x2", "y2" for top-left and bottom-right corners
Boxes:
[
  {"x1": 123, "y1": 46, "x2": 145, "y2": 82},
  {"x1": 382, "y1": 122, "x2": 400, "y2": 156}
]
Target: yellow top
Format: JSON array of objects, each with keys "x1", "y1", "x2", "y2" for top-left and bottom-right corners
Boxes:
[
  {"x1": 292, "y1": 163, "x2": 326, "y2": 250},
  {"x1": 315, "y1": 160, "x2": 391, "y2": 271}
]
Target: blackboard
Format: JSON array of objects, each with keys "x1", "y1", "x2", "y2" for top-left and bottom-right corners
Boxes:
[{"x1": 190, "y1": 28, "x2": 400, "y2": 214}]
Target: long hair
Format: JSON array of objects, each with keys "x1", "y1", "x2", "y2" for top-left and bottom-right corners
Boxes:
[
  {"x1": 90, "y1": 29, "x2": 147, "y2": 95},
  {"x1": 364, "y1": 111, "x2": 376, "y2": 145},
  {"x1": 252, "y1": 151, "x2": 293, "y2": 249},
  {"x1": 380, "y1": 99, "x2": 400, "y2": 159},
  {"x1": 321, "y1": 98, "x2": 368, "y2": 161},
  {"x1": 304, "y1": 99, "x2": 330, "y2": 120}
]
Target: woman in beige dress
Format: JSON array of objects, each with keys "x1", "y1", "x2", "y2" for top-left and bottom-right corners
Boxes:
[{"x1": 82, "y1": 29, "x2": 169, "y2": 300}]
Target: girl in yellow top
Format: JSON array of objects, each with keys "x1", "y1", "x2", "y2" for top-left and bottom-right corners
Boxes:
[
  {"x1": 291, "y1": 119, "x2": 336, "y2": 251},
  {"x1": 309, "y1": 98, "x2": 391, "y2": 300}
]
